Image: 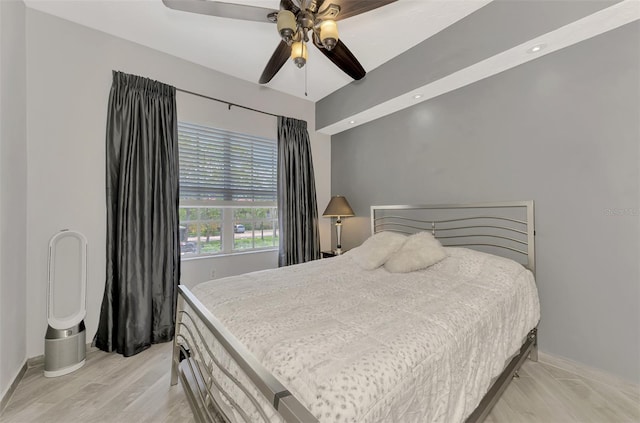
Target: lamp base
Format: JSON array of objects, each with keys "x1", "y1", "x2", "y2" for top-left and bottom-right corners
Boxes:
[{"x1": 334, "y1": 247, "x2": 342, "y2": 255}]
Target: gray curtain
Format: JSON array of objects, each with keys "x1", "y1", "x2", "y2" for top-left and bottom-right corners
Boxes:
[
  {"x1": 277, "y1": 116, "x2": 321, "y2": 266},
  {"x1": 94, "y1": 71, "x2": 180, "y2": 357}
]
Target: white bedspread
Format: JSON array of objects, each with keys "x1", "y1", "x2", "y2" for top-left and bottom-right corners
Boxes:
[{"x1": 191, "y1": 247, "x2": 540, "y2": 423}]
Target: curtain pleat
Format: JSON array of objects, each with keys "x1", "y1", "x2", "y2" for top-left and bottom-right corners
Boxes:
[
  {"x1": 94, "y1": 71, "x2": 180, "y2": 356},
  {"x1": 277, "y1": 116, "x2": 321, "y2": 266}
]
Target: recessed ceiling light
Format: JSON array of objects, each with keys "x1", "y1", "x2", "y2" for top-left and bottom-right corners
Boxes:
[
  {"x1": 348, "y1": 120, "x2": 356, "y2": 124},
  {"x1": 413, "y1": 94, "x2": 423, "y2": 100},
  {"x1": 527, "y1": 44, "x2": 546, "y2": 54}
]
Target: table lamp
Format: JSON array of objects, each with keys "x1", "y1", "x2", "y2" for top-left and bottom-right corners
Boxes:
[{"x1": 322, "y1": 195, "x2": 355, "y2": 255}]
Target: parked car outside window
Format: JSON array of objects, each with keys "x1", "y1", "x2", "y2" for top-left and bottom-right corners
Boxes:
[
  {"x1": 233, "y1": 224, "x2": 245, "y2": 234},
  {"x1": 180, "y1": 241, "x2": 197, "y2": 254}
]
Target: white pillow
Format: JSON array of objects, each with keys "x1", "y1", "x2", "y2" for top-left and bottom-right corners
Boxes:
[
  {"x1": 347, "y1": 232, "x2": 407, "y2": 270},
  {"x1": 384, "y1": 231, "x2": 447, "y2": 273}
]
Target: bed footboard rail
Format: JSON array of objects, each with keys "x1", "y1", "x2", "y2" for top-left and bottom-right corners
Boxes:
[{"x1": 171, "y1": 285, "x2": 318, "y2": 423}]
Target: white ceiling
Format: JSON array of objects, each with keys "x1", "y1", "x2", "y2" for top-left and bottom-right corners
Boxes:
[{"x1": 24, "y1": 0, "x2": 492, "y2": 101}]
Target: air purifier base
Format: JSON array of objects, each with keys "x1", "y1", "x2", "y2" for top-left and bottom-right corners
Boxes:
[{"x1": 44, "y1": 321, "x2": 86, "y2": 378}]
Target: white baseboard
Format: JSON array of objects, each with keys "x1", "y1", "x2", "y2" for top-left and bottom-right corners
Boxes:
[
  {"x1": 0, "y1": 360, "x2": 27, "y2": 414},
  {"x1": 538, "y1": 351, "x2": 639, "y2": 399},
  {"x1": 2, "y1": 342, "x2": 99, "y2": 413}
]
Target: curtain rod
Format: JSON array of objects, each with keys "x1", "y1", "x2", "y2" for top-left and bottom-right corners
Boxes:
[{"x1": 176, "y1": 87, "x2": 279, "y2": 118}]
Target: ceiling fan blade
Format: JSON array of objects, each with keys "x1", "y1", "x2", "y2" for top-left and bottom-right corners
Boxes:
[
  {"x1": 162, "y1": 0, "x2": 277, "y2": 23},
  {"x1": 322, "y1": 0, "x2": 397, "y2": 21},
  {"x1": 316, "y1": 39, "x2": 365, "y2": 80},
  {"x1": 259, "y1": 41, "x2": 292, "y2": 84}
]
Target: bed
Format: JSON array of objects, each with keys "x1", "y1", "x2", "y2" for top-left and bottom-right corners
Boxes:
[{"x1": 171, "y1": 201, "x2": 540, "y2": 423}]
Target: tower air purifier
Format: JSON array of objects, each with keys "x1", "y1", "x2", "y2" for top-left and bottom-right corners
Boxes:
[{"x1": 44, "y1": 230, "x2": 87, "y2": 377}]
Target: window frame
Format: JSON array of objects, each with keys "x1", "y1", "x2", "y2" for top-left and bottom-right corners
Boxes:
[
  {"x1": 179, "y1": 205, "x2": 279, "y2": 258},
  {"x1": 178, "y1": 121, "x2": 279, "y2": 258}
]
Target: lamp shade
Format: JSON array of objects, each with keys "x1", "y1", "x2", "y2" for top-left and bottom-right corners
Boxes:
[{"x1": 322, "y1": 195, "x2": 355, "y2": 217}]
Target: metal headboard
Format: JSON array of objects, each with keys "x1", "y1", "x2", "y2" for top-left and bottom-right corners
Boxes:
[{"x1": 371, "y1": 201, "x2": 535, "y2": 274}]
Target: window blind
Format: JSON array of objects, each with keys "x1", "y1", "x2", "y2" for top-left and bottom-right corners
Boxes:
[{"x1": 178, "y1": 122, "x2": 277, "y2": 202}]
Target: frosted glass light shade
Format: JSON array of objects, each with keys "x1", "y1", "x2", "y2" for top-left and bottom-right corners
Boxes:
[
  {"x1": 291, "y1": 41, "x2": 308, "y2": 68},
  {"x1": 320, "y1": 20, "x2": 338, "y2": 49},
  {"x1": 277, "y1": 10, "x2": 296, "y2": 39}
]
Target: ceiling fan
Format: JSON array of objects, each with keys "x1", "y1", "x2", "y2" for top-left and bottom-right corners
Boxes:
[{"x1": 162, "y1": 0, "x2": 398, "y2": 84}]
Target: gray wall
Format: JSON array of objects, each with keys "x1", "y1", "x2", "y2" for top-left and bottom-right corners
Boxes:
[
  {"x1": 0, "y1": 0, "x2": 28, "y2": 399},
  {"x1": 316, "y1": 0, "x2": 619, "y2": 130},
  {"x1": 331, "y1": 23, "x2": 640, "y2": 383}
]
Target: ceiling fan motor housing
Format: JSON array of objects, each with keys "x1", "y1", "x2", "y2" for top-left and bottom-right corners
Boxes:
[{"x1": 299, "y1": 11, "x2": 315, "y2": 31}]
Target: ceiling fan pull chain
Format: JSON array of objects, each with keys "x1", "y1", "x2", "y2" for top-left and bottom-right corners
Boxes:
[{"x1": 305, "y1": 60, "x2": 308, "y2": 97}]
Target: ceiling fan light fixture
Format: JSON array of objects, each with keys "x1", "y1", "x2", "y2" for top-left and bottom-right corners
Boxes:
[
  {"x1": 319, "y1": 19, "x2": 338, "y2": 50},
  {"x1": 291, "y1": 41, "x2": 308, "y2": 68},
  {"x1": 277, "y1": 10, "x2": 296, "y2": 43}
]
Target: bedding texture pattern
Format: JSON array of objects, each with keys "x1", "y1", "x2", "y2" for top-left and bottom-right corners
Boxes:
[{"x1": 190, "y1": 248, "x2": 540, "y2": 423}]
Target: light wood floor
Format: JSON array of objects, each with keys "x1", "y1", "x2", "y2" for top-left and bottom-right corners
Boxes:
[{"x1": 1, "y1": 342, "x2": 638, "y2": 423}]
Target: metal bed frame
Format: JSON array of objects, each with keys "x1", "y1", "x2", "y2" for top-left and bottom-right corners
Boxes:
[{"x1": 171, "y1": 201, "x2": 538, "y2": 423}]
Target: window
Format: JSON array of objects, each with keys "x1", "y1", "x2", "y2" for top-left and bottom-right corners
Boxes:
[
  {"x1": 178, "y1": 122, "x2": 278, "y2": 257},
  {"x1": 179, "y1": 207, "x2": 223, "y2": 255},
  {"x1": 233, "y1": 208, "x2": 278, "y2": 251}
]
